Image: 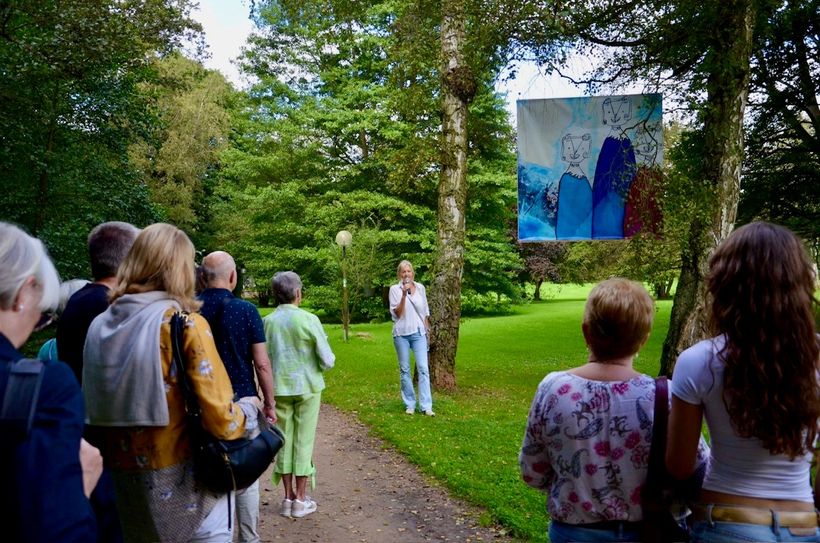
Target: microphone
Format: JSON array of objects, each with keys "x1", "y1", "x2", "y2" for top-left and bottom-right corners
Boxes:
[{"x1": 402, "y1": 277, "x2": 411, "y2": 292}]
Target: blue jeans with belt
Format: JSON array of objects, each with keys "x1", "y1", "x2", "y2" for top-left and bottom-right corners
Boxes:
[
  {"x1": 392, "y1": 329, "x2": 432, "y2": 412},
  {"x1": 691, "y1": 506, "x2": 820, "y2": 542}
]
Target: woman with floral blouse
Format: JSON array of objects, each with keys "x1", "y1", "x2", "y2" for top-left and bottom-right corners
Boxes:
[{"x1": 520, "y1": 278, "x2": 706, "y2": 543}]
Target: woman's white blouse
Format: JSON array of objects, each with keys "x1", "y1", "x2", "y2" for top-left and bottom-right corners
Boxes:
[{"x1": 389, "y1": 282, "x2": 429, "y2": 337}]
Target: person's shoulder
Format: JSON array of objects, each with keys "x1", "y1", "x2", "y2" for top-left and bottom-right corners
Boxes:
[
  {"x1": 677, "y1": 337, "x2": 721, "y2": 367},
  {"x1": 297, "y1": 306, "x2": 319, "y2": 319},
  {"x1": 537, "y1": 370, "x2": 571, "y2": 390},
  {"x1": 186, "y1": 311, "x2": 210, "y2": 327},
  {"x1": 296, "y1": 307, "x2": 322, "y2": 324},
  {"x1": 233, "y1": 297, "x2": 260, "y2": 314},
  {"x1": 62, "y1": 283, "x2": 108, "y2": 315},
  {"x1": 37, "y1": 358, "x2": 81, "y2": 401}
]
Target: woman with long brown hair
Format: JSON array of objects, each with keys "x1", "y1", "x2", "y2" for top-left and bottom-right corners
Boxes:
[{"x1": 667, "y1": 221, "x2": 820, "y2": 543}]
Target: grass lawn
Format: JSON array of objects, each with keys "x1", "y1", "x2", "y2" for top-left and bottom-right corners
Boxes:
[{"x1": 304, "y1": 285, "x2": 672, "y2": 542}]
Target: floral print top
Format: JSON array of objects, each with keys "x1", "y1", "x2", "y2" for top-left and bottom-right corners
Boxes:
[{"x1": 520, "y1": 371, "x2": 657, "y2": 524}]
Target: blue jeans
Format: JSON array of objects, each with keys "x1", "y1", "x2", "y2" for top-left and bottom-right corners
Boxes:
[
  {"x1": 691, "y1": 519, "x2": 820, "y2": 542},
  {"x1": 393, "y1": 330, "x2": 432, "y2": 412},
  {"x1": 548, "y1": 520, "x2": 641, "y2": 543}
]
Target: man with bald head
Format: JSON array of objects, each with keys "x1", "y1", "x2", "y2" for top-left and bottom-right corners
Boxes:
[{"x1": 199, "y1": 251, "x2": 275, "y2": 543}]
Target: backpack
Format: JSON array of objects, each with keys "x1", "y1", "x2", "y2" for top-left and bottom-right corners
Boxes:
[{"x1": 0, "y1": 359, "x2": 45, "y2": 439}]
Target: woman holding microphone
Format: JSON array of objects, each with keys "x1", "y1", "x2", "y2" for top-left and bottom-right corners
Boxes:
[{"x1": 389, "y1": 260, "x2": 434, "y2": 416}]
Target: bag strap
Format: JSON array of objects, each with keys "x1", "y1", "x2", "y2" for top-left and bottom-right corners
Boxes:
[
  {"x1": 403, "y1": 284, "x2": 426, "y2": 327},
  {"x1": 0, "y1": 358, "x2": 45, "y2": 438},
  {"x1": 170, "y1": 312, "x2": 202, "y2": 418},
  {"x1": 171, "y1": 312, "x2": 269, "y2": 431},
  {"x1": 644, "y1": 376, "x2": 669, "y2": 499}
]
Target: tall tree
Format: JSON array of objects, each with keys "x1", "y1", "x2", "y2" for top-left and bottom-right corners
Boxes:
[
  {"x1": 660, "y1": 0, "x2": 757, "y2": 371},
  {"x1": 545, "y1": 0, "x2": 759, "y2": 373},
  {"x1": 427, "y1": 0, "x2": 476, "y2": 390}
]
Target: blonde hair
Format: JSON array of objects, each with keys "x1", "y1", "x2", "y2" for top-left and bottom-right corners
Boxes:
[
  {"x1": 110, "y1": 223, "x2": 201, "y2": 312},
  {"x1": 396, "y1": 259, "x2": 414, "y2": 279},
  {"x1": 0, "y1": 222, "x2": 60, "y2": 312},
  {"x1": 583, "y1": 278, "x2": 654, "y2": 360}
]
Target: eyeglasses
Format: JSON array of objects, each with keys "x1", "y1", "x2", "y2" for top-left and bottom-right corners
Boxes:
[{"x1": 34, "y1": 312, "x2": 56, "y2": 332}]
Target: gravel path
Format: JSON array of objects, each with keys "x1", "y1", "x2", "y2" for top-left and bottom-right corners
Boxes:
[{"x1": 254, "y1": 404, "x2": 521, "y2": 542}]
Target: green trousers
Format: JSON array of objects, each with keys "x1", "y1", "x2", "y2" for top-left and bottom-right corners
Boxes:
[{"x1": 272, "y1": 392, "x2": 321, "y2": 487}]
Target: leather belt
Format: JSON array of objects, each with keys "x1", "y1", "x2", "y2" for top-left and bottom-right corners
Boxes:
[{"x1": 692, "y1": 504, "x2": 819, "y2": 529}]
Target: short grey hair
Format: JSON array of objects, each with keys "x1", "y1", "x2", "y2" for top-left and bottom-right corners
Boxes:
[
  {"x1": 0, "y1": 222, "x2": 60, "y2": 311},
  {"x1": 88, "y1": 221, "x2": 140, "y2": 280},
  {"x1": 271, "y1": 271, "x2": 302, "y2": 305}
]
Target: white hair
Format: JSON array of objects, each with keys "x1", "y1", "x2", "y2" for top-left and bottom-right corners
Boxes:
[
  {"x1": 0, "y1": 222, "x2": 60, "y2": 311},
  {"x1": 58, "y1": 279, "x2": 90, "y2": 313}
]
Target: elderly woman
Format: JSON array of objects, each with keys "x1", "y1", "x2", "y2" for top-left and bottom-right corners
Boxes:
[
  {"x1": 388, "y1": 260, "x2": 433, "y2": 416},
  {"x1": 263, "y1": 271, "x2": 335, "y2": 519},
  {"x1": 667, "y1": 222, "x2": 820, "y2": 543},
  {"x1": 0, "y1": 222, "x2": 100, "y2": 541},
  {"x1": 520, "y1": 278, "x2": 707, "y2": 543},
  {"x1": 83, "y1": 223, "x2": 259, "y2": 543}
]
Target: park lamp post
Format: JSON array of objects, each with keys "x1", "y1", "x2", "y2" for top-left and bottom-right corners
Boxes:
[{"x1": 335, "y1": 230, "x2": 352, "y2": 342}]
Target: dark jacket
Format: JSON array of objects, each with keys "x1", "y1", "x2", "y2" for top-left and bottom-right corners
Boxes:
[{"x1": 0, "y1": 333, "x2": 97, "y2": 542}]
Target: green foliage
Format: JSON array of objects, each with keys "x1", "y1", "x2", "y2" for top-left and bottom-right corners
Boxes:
[
  {"x1": 321, "y1": 286, "x2": 673, "y2": 541},
  {"x1": 129, "y1": 54, "x2": 236, "y2": 235},
  {"x1": 0, "y1": 1, "x2": 202, "y2": 277},
  {"x1": 739, "y1": 0, "x2": 820, "y2": 251}
]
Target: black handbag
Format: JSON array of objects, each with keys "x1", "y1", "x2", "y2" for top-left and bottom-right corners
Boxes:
[
  {"x1": 170, "y1": 311, "x2": 284, "y2": 492},
  {"x1": 641, "y1": 376, "x2": 704, "y2": 543}
]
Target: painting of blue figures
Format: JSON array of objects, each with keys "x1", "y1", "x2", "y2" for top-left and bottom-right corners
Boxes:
[
  {"x1": 517, "y1": 94, "x2": 663, "y2": 241},
  {"x1": 556, "y1": 133, "x2": 592, "y2": 239}
]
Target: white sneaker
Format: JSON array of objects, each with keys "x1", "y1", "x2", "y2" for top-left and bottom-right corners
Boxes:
[
  {"x1": 292, "y1": 496, "x2": 317, "y2": 518},
  {"x1": 423, "y1": 409, "x2": 435, "y2": 417},
  {"x1": 280, "y1": 498, "x2": 293, "y2": 517},
  {"x1": 405, "y1": 408, "x2": 415, "y2": 415}
]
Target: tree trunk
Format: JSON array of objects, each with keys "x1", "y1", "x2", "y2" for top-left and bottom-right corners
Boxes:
[
  {"x1": 659, "y1": 0, "x2": 756, "y2": 375},
  {"x1": 533, "y1": 279, "x2": 543, "y2": 301},
  {"x1": 428, "y1": 0, "x2": 475, "y2": 392}
]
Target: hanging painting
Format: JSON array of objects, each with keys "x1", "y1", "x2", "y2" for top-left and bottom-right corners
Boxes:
[{"x1": 517, "y1": 94, "x2": 663, "y2": 241}]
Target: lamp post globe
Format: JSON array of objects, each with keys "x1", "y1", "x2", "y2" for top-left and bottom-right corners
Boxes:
[
  {"x1": 335, "y1": 230, "x2": 352, "y2": 249},
  {"x1": 335, "y1": 230, "x2": 353, "y2": 342}
]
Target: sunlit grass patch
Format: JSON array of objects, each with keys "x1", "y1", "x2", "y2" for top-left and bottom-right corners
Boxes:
[{"x1": 318, "y1": 287, "x2": 672, "y2": 541}]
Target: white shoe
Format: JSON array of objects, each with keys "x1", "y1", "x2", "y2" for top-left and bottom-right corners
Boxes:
[
  {"x1": 405, "y1": 408, "x2": 415, "y2": 415},
  {"x1": 280, "y1": 498, "x2": 293, "y2": 517},
  {"x1": 423, "y1": 409, "x2": 435, "y2": 417},
  {"x1": 292, "y1": 496, "x2": 317, "y2": 518}
]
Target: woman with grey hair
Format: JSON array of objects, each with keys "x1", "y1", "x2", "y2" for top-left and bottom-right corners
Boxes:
[
  {"x1": 0, "y1": 222, "x2": 100, "y2": 541},
  {"x1": 388, "y1": 260, "x2": 434, "y2": 416},
  {"x1": 263, "y1": 271, "x2": 335, "y2": 519}
]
